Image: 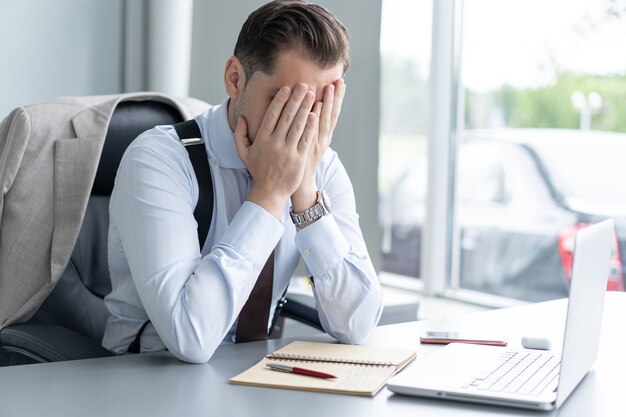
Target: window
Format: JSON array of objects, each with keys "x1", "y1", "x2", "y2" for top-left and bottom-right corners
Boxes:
[
  {"x1": 457, "y1": 0, "x2": 626, "y2": 301},
  {"x1": 380, "y1": 0, "x2": 626, "y2": 303}
]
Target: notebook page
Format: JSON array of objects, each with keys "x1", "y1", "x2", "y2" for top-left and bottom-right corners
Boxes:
[{"x1": 229, "y1": 357, "x2": 397, "y2": 397}]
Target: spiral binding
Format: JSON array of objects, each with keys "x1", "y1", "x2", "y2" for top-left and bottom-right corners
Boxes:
[{"x1": 266, "y1": 352, "x2": 394, "y2": 367}]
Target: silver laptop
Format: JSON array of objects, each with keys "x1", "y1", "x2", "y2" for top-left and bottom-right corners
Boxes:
[{"x1": 387, "y1": 219, "x2": 614, "y2": 411}]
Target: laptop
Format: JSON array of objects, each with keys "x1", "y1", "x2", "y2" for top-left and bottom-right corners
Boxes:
[{"x1": 387, "y1": 219, "x2": 614, "y2": 411}]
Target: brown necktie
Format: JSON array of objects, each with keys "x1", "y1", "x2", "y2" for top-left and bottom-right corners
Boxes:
[{"x1": 236, "y1": 251, "x2": 274, "y2": 343}]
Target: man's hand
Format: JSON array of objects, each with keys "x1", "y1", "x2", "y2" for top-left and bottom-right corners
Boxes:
[
  {"x1": 290, "y1": 79, "x2": 346, "y2": 214},
  {"x1": 234, "y1": 84, "x2": 318, "y2": 218}
]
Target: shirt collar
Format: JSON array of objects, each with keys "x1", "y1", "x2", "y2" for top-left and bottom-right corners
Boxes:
[{"x1": 201, "y1": 98, "x2": 246, "y2": 170}]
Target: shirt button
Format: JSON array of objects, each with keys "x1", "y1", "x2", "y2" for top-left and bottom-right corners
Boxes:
[{"x1": 303, "y1": 249, "x2": 311, "y2": 256}]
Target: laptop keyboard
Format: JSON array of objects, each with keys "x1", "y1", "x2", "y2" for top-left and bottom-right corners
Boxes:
[{"x1": 462, "y1": 350, "x2": 561, "y2": 396}]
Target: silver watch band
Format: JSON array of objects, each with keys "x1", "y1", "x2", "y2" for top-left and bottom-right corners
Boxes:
[{"x1": 290, "y1": 191, "x2": 331, "y2": 226}]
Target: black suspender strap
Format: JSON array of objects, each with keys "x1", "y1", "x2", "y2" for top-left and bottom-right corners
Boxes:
[
  {"x1": 127, "y1": 320, "x2": 151, "y2": 354},
  {"x1": 174, "y1": 119, "x2": 213, "y2": 246},
  {"x1": 174, "y1": 118, "x2": 202, "y2": 142}
]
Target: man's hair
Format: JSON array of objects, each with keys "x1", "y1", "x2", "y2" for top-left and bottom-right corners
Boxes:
[{"x1": 234, "y1": 0, "x2": 350, "y2": 81}]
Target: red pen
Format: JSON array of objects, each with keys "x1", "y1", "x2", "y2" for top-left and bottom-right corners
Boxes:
[{"x1": 266, "y1": 362, "x2": 337, "y2": 379}]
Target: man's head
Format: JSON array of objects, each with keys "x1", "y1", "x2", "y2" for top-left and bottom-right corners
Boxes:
[
  {"x1": 234, "y1": 0, "x2": 350, "y2": 82},
  {"x1": 224, "y1": 0, "x2": 350, "y2": 140}
]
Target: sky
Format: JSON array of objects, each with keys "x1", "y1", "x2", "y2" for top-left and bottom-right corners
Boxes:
[{"x1": 380, "y1": 0, "x2": 626, "y2": 92}]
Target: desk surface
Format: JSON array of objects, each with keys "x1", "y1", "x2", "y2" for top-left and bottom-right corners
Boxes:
[{"x1": 1, "y1": 293, "x2": 624, "y2": 417}]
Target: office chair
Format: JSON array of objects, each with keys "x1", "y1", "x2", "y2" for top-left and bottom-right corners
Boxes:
[{"x1": 0, "y1": 98, "x2": 321, "y2": 366}]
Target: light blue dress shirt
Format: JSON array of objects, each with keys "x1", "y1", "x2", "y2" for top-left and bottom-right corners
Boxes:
[{"x1": 103, "y1": 99, "x2": 383, "y2": 363}]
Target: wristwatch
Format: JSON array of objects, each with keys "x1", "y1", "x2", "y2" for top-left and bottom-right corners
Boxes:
[{"x1": 290, "y1": 190, "x2": 332, "y2": 227}]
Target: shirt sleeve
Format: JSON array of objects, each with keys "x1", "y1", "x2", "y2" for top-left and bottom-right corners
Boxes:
[
  {"x1": 295, "y1": 150, "x2": 384, "y2": 344},
  {"x1": 110, "y1": 134, "x2": 283, "y2": 363}
]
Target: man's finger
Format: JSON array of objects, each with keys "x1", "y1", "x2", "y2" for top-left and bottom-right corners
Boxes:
[
  {"x1": 312, "y1": 101, "x2": 322, "y2": 118},
  {"x1": 298, "y1": 111, "x2": 318, "y2": 154},
  {"x1": 330, "y1": 79, "x2": 346, "y2": 129},
  {"x1": 319, "y1": 83, "x2": 335, "y2": 138},
  {"x1": 274, "y1": 84, "x2": 309, "y2": 140},
  {"x1": 257, "y1": 86, "x2": 291, "y2": 138},
  {"x1": 286, "y1": 89, "x2": 315, "y2": 145}
]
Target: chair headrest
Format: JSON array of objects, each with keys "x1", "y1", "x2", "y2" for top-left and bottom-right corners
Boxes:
[{"x1": 92, "y1": 100, "x2": 184, "y2": 196}]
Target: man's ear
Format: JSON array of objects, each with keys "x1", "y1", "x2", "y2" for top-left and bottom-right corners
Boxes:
[{"x1": 224, "y1": 56, "x2": 246, "y2": 100}]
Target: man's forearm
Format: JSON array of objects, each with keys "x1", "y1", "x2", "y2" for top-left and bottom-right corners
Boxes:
[{"x1": 295, "y1": 215, "x2": 383, "y2": 344}]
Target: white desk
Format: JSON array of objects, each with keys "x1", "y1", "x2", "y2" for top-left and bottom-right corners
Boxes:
[{"x1": 1, "y1": 293, "x2": 624, "y2": 417}]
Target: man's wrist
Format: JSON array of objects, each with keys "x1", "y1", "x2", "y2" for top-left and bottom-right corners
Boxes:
[
  {"x1": 290, "y1": 182, "x2": 317, "y2": 213},
  {"x1": 247, "y1": 187, "x2": 289, "y2": 219}
]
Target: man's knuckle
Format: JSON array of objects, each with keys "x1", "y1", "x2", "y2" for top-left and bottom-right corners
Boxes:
[
  {"x1": 293, "y1": 121, "x2": 304, "y2": 132},
  {"x1": 281, "y1": 111, "x2": 294, "y2": 122}
]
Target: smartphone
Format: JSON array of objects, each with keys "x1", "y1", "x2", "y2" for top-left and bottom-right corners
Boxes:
[{"x1": 420, "y1": 331, "x2": 508, "y2": 346}]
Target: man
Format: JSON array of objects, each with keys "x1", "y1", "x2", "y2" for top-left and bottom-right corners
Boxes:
[{"x1": 103, "y1": 0, "x2": 383, "y2": 363}]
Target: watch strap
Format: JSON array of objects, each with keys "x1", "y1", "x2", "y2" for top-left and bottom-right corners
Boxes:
[{"x1": 290, "y1": 191, "x2": 329, "y2": 226}]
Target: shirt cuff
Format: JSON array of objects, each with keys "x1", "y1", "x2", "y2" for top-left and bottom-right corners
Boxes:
[
  {"x1": 218, "y1": 201, "x2": 284, "y2": 269},
  {"x1": 295, "y1": 215, "x2": 350, "y2": 278}
]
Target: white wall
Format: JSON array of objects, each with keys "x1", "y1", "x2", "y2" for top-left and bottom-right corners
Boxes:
[
  {"x1": 189, "y1": 0, "x2": 382, "y2": 268},
  {"x1": 0, "y1": 0, "x2": 124, "y2": 117}
]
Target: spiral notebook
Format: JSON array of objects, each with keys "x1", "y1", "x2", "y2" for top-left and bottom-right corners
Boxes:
[{"x1": 229, "y1": 341, "x2": 416, "y2": 396}]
